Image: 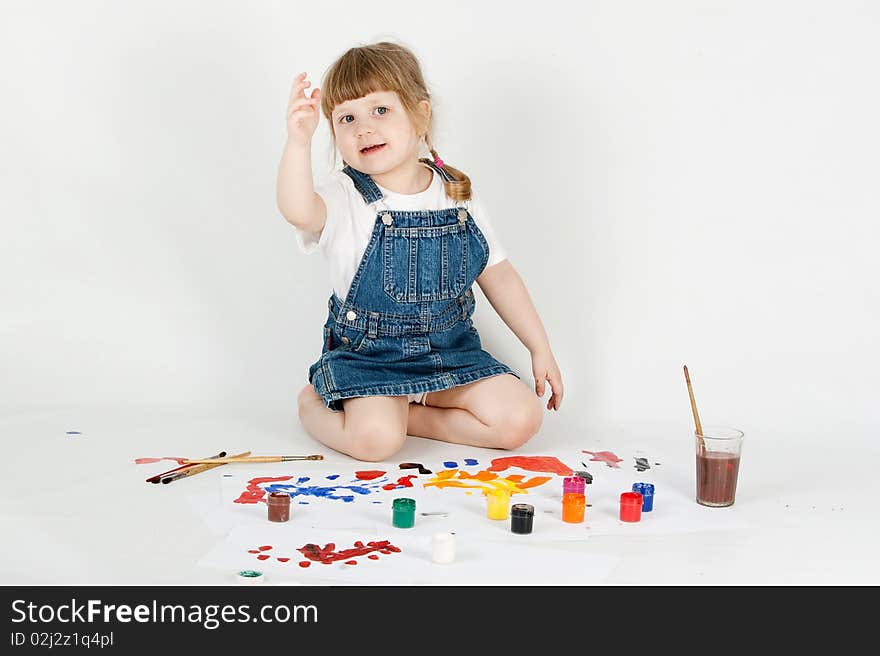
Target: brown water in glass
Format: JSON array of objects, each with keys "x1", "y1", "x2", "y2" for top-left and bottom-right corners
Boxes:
[{"x1": 696, "y1": 451, "x2": 740, "y2": 507}]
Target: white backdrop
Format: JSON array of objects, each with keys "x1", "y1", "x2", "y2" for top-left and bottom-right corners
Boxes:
[{"x1": 2, "y1": 0, "x2": 878, "y2": 442}]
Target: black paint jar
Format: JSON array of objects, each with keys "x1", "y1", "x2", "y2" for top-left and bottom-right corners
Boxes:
[{"x1": 510, "y1": 503, "x2": 535, "y2": 534}]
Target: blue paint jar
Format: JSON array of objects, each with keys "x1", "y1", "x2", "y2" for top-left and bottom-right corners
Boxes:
[{"x1": 632, "y1": 482, "x2": 655, "y2": 512}]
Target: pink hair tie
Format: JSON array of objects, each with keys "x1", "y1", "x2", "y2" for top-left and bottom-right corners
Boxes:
[{"x1": 434, "y1": 157, "x2": 444, "y2": 168}]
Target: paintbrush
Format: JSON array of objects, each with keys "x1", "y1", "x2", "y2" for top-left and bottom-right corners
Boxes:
[
  {"x1": 147, "y1": 450, "x2": 227, "y2": 484},
  {"x1": 683, "y1": 364, "x2": 706, "y2": 451},
  {"x1": 182, "y1": 454, "x2": 325, "y2": 464},
  {"x1": 161, "y1": 451, "x2": 252, "y2": 484}
]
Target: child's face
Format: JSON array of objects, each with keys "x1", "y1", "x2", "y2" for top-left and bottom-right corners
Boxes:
[{"x1": 331, "y1": 90, "x2": 427, "y2": 175}]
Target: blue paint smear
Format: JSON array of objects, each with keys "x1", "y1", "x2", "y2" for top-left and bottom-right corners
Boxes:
[
  {"x1": 264, "y1": 482, "x2": 378, "y2": 503},
  {"x1": 298, "y1": 501, "x2": 309, "y2": 505},
  {"x1": 464, "y1": 458, "x2": 478, "y2": 466},
  {"x1": 326, "y1": 474, "x2": 341, "y2": 480},
  {"x1": 66, "y1": 431, "x2": 81, "y2": 435},
  {"x1": 443, "y1": 461, "x2": 458, "y2": 468},
  {"x1": 372, "y1": 501, "x2": 383, "y2": 504},
  {"x1": 296, "y1": 476, "x2": 310, "y2": 484}
]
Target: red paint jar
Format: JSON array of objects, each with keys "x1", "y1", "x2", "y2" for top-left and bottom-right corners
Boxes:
[
  {"x1": 619, "y1": 492, "x2": 643, "y2": 522},
  {"x1": 267, "y1": 492, "x2": 291, "y2": 522}
]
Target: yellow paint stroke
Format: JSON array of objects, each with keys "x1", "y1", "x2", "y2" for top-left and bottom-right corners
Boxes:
[{"x1": 423, "y1": 468, "x2": 552, "y2": 496}]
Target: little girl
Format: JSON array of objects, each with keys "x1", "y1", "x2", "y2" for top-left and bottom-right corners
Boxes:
[{"x1": 276, "y1": 41, "x2": 563, "y2": 462}]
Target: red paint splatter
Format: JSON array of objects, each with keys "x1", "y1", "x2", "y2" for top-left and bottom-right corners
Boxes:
[
  {"x1": 355, "y1": 470, "x2": 386, "y2": 480},
  {"x1": 345, "y1": 560, "x2": 358, "y2": 565},
  {"x1": 381, "y1": 474, "x2": 418, "y2": 490},
  {"x1": 582, "y1": 450, "x2": 624, "y2": 468},
  {"x1": 488, "y1": 456, "x2": 573, "y2": 476},
  {"x1": 258, "y1": 545, "x2": 272, "y2": 551},
  {"x1": 135, "y1": 456, "x2": 188, "y2": 465},
  {"x1": 257, "y1": 554, "x2": 270, "y2": 561},
  {"x1": 234, "y1": 476, "x2": 293, "y2": 504},
  {"x1": 247, "y1": 550, "x2": 260, "y2": 554},
  {"x1": 368, "y1": 554, "x2": 379, "y2": 560},
  {"x1": 277, "y1": 557, "x2": 290, "y2": 563},
  {"x1": 299, "y1": 561, "x2": 311, "y2": 568},
  {"x1": 296, "y1": 539, "x2": 401, "y2": 566}
]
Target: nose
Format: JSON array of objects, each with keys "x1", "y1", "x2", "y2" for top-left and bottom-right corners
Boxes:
[{"x1": 355, "y1": 119, "x2": 375, "y2": 138}]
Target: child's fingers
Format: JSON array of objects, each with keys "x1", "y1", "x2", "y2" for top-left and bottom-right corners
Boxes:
[
  {"x1": 549, "y1": 374, "x2": 564, "y2": 410},
  {"x1": 534, "y1": 375, "x2": 546, "y2": 398},
  {"x1": 287, "y1": 95, "x2": 319, "y2": 115},
  {"x1": 287, "y1": 73, "x2": 310, "y2": 107}
]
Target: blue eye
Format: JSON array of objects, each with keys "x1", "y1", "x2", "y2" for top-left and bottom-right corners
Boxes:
[
  {"x1": 339, "y1": 115, "x2": 354, "y2": 124},
  {"x1": 374, "y1": 106, "x2": 388, "y2": 116}
]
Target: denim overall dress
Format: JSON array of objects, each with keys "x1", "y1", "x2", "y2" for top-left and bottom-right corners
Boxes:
[{"x1": 308, "y1": 158, "x2": 517, "y2": 411}]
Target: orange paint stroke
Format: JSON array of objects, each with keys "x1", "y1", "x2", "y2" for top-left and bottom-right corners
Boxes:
[
  {"x1": 487, "y1": 456, "x2": 573, "y2": 476},
  {"x1": 423, "y1": 468, "x2": 551, "y2": 495}
]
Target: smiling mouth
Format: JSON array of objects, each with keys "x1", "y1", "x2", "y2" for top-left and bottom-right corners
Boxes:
[{"x1": 360, "y1": 143, "x2": 386, "y2": 154}]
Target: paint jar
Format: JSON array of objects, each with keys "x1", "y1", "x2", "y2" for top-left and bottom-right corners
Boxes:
[
  {"x1": 267, "y1": 492, "x2": 291, "y2": 522},
  {"x1": 236, "y1": 570, "x2": 265, "y2": 584},
  {"x1": 392, "y1": 497, "x2": 416, "y2": 528},
  {"x1": 574, "y1": 470, "x2": 593, "y2": 485},
  {"x1": 510, "y1": 503, "x2": 535, "y2": 534},
  {"x1": 485, "y1": 488, "x2": 512, "y2": 520},
  {"x1": 632, "y1": 482, "x2": 655, "y2": 512},
  {"x1": 561, "y1": 492, "x2": 586, "y2": 523},
  {"x1": 563, "y1": 476, "x2": 585, "y2": 495},
  {"x1": 619, "y1": 492, "x2": 643, "y2": 522},
  {"x1": 431, "y1": 532, "x2": 456, "y2": 564}
]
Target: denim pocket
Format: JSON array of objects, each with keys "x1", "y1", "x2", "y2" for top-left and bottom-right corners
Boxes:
[
  {"x1": 383, "y1": 222, "x2": 468, "y2": 302},
  {"x1": 331, "y1": 324, "x2": 372, "y2": 354}
]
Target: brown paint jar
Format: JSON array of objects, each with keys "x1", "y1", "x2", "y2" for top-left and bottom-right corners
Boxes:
[{"x1": 267, "y1": 492, "x2": 291, "y2": 522}]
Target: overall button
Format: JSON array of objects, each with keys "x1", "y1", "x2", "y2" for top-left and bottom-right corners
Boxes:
[
  {"x1": 340, "y1": 336, "x2": 351, "y2": 345},
  {"x1": 464, "y1": 289, "x2": 472, "y2": 297},
  {"x1": 382, "y1": 213, "x2": 393, "y2": 225},
  {"x1": 346, "y1": 310, "x2": 357, "y2": 321},
  {"x1": 457, "y1": 209, "x2": 467, "y2": 223}
]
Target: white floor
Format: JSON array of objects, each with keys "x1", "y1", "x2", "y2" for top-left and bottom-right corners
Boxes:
[{"x1": 2, "y1": 405, "x2": 877, "y2": 586}]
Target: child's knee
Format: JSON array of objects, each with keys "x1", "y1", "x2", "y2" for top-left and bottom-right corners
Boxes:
[
  {"x1": 494, "y1": 398, "x2": 543, "y2": 450},
  {"x1": 347, "y1": 423, "x2": 407, "y2": 462},
  {"x1": 297, "y1": 384, "x2": 321, "y2": 418}
]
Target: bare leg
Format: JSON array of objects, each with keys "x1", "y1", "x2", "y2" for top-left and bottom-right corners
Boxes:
[
  {"x1": 297, "y1": 385, "x2": 410, "y2": 461},
  {"x1": 406, "y1": 374, "x2": 543, "y2": 449}
]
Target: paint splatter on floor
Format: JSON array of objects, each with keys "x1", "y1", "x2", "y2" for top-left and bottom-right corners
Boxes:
[
  {"x1": 464, "y1": 458, "x2": 478, "y2": 466},
  {"x1": 355, "y1": 470, "x2": 386, "y2": 480},
  {"x1": 424, "y1": 468, "x2": 552, "y2": 495},
  {"x1": 247, "y1": 541, "x2": 400, "y2": 568},
  {"x1": 582, "y1": 450, "x2": 624, "y2": 468},
  {"x1": 634, "y1": 457, "x2": 650, "y2": 472},
  {"x1": 297, "y1": 540, "x2": 401, "y2": 567},
  {"x1": 399, "y1": 462, "x2": 432, "y2": 474},
  {"x1": 233, "y1": 472, "x2": 415, "y2": 504},
  {"x1": 443, "y1": 461, "x2": 458, "y2": 468},
  {"x1": 66, "y1": 430, "x2": 81, "y2": 436},
  {"x1": 487, "y1": 456, "x2": 573, "y2": 476}
]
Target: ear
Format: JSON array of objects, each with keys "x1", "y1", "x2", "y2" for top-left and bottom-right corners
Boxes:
[{"x1": 416, "y1": 99, "x2": 431, "y2": 135}]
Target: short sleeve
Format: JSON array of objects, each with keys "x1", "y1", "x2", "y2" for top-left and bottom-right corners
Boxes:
[
  {"x1": 469, "y1": 190, "x2": 508, "y2": 267},
  {"x1": 294, "y1": 175, "x2": 346, "y2": 255}
]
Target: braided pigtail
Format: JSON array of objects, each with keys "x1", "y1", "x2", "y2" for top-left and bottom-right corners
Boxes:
[{"x1": 427, "y1": 143, "x2": 471, "y2": 202}]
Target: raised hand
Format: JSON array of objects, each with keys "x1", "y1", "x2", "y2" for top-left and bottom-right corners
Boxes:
[{"x1": 286, "y1": 72, "x2": 322, "y2": 146}]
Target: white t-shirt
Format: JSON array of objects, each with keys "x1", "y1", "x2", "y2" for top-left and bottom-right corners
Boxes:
[{"x1": 295, "y1": 168, "x2": 507, "y2": 300}]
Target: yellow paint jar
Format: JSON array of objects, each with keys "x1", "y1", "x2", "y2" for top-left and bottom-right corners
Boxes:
[{"x1": 485, "y1": 488, "x2": 512, "y2": 520}]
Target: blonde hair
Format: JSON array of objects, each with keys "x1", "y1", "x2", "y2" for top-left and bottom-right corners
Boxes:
[{"x1": 320, "y1": 41, "x2": 472, "y2": 201}]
